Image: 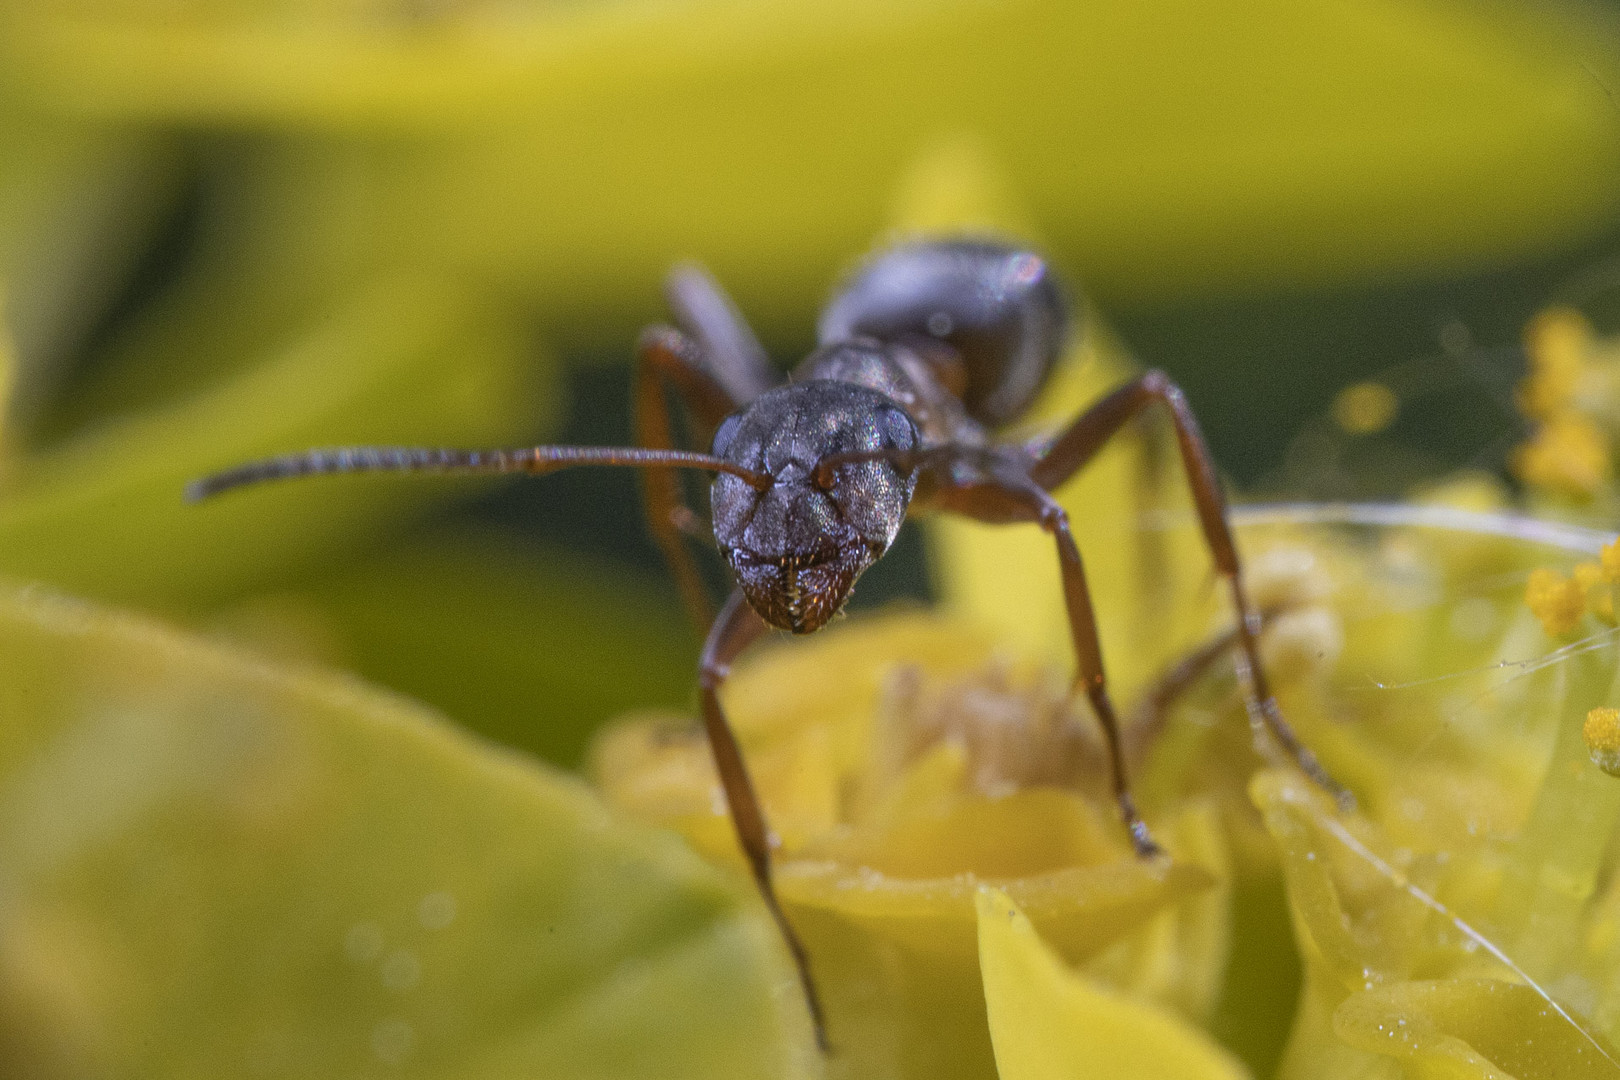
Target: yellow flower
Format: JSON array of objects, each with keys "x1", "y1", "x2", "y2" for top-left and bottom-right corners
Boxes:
[
  {"x1": 586, "y1": 128, "x2": 1620, "y2": 1078},
  {"x1": 1331, "y1": 381, "x2": 1399, "y2": 436},
  {"x1": 978, "y1": 886, "x2": 1248, "y2": 1080},
  {"x1": 594, "y1": 318, "x2": 1620, "y2": 1077},
  {"x1": 1602, "y1": 540, "x2": 1620, "y2": 584}
]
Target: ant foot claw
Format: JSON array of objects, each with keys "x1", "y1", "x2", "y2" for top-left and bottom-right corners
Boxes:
[{"x1": 1128, "y1": 821, "x2": 1164, "y2": 859}]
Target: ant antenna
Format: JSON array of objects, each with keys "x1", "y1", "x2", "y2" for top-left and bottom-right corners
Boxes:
[{"x1": 185, "y1": 444, "x2": 773, "y2": 503}]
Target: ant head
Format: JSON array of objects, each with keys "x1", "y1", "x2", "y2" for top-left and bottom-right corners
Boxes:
[{"x1": 710, "y1": 381, "x2": 918, "y2": 634}]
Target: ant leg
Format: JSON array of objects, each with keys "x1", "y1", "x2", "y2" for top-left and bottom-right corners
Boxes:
[
  {"x1": 924, "y1": 465, "x2": 1160, "y2": 856},
  {"x1": 665, "y1": 262, "x2": 776, "y2": 406},
  {"x1": 668, "y1": 504, "x2": 712, "y2": 541},
  {"x1": 1124, "y1": 606, "x2": 1287, "y2": 770},
  {"x1": 1030, "y1": 490, "x2": 1160, "y2": 856},
  {"x1": 700, "y1": 589, "x2": 828, "y2": 1049},
  {"x1": 1028, "y1": 370, "x2": 1352, "y2": 809},
  {"x1": 634, "y1": 327, "x2": 743, "y2": 631}
]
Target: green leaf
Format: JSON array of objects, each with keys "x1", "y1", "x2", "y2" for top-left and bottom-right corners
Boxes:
[
  {"x1": 0, "y1": 102, "x2": 183, "y2": 439},
  {"x1": 0, "y1": 276, "x2": 551, "y2": 612},
  {"x1": 0, "y1": 580, "x2": 818, "y2": 1078}
]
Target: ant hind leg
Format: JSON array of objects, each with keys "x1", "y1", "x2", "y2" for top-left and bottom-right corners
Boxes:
[
  {"x1": 633, "y1": 327, "x2": 741, "y2": 632},
  {"x1": 1029, "y1": 370, "x2": 1354, "y2": 810}
]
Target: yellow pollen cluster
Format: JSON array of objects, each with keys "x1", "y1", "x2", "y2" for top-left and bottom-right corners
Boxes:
[
  {"x1": 1511, "y1": 308, "x2": 1612, "y2": 499},
  {"x1": 1584, "y1": 707, "x2": 1620, "y2": 776},
  {"x1": 1525, "y1": 540, "x2": 1620, "y2": 636},
  {"x1": 1526, "y1": 568, "x2": 1586, "y2": 636},
  {"x1": 1573, "y1": 561, "x2": 1617, "y2": 622},
  {"x1": 1517, "y1": 307, "x2": 1592, "y2": 420},
  {"x1": 1332, "y1": 381, "x2": 1399, "y2": 434},
  {"x1": 1512, "y1": 415, "x2": 1611, "y2": 498}
]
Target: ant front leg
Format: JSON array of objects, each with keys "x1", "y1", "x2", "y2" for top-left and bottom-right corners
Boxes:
[
  {"x1": 699, "y1": 590, "x2": 828, "y2": 1049},
  {"x1": 926, "y1": 463, "x2": 1161, "y2": 856},
  {"x1": 634, "y1": 327, "x2": 742, "y2": 631},
  {"x1": 1029, "y1": 370, "x2": 1353, "y2": 809}
]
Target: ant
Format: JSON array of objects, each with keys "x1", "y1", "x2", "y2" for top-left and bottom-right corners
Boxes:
[{"x1": 189, "y1": 237, "x2": 1351, "y2": 1049}]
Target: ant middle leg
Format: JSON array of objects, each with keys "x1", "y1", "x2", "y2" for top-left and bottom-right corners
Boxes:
[
  {"x1": 926, "y1": 468, "x2": 1161, "y2": 856},
  {"x1": 1038, "y1": 495, "x2": 1161, "y2": 855},
  {"x1": 1028, "y1": 370, "x2": 1353, "y2": 809}
]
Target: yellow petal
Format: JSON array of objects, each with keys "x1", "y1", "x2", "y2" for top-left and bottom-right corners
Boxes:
[
  {"x1": 1601, "y1": 540, "x2": 1620, "y2": 584},
  {"x1": 1512, "y1": 414, "x2": 1612, "y2": 499},
  {"x1": 1335, "y1": 979, "x2": 1620, "y2": 1080},
  {"x1": 1518, "y1": 307, "x2": 1595, "y2": 421},
  {"x1": 885, "y1": 134, "x2": 1041, "y2": 243},
  {"x1": 977, "y1": 886, "x2": 1251, "y2": 1080}
]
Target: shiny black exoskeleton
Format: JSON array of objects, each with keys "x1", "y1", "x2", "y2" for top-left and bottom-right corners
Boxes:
[{"x1": 708, "y1": 240, "x2": 1067, "y2": 634}]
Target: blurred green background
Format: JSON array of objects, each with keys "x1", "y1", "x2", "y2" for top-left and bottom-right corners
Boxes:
[{"x1": 2, "y1": 0, "x2": 1619, "y2": 770}]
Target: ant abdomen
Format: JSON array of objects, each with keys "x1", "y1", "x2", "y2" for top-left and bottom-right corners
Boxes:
[{"x1": 817, "y1": 238, "x2": 1072, "y2": 428}]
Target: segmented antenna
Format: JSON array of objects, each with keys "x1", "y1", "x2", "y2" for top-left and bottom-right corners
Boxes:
[{"x1": 185, "y1": 445, "x2": 772, "y2": 503}]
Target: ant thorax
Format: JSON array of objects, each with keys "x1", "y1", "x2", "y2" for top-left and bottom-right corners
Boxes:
[{"x1": 796, "y1": 336, "x2": 985, "y2": 449}]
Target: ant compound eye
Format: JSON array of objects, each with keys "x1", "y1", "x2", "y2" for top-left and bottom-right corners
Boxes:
[
  {"x1": 711, "y1": 413, "x2": 743, "y2": 458},
  {"x1": 880, "y1": 406, "x2": 917, "y2": 450}
]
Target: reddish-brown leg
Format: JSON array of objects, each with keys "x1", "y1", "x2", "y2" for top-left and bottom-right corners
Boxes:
[
  {"x1": 927, "y1": 464, "x2": 1160, "y2": 855},
  {"x1": 1124, "y1": 606, "x2": 1287, "y2": 769},
  {"x1": 700, "y1": 589, "x2": 828, "y2": 1049},
  {"x1": 634, "y1": 326, "x2": 743, "y2": 631},
  {"x1": 1029, "y1": 370, "x2": 1352, "y2": 808}
]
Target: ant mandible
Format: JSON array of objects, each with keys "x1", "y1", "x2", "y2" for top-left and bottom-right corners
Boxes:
[{"x1": 189, "y1": 238, "x2": 1351, "y2": 1049}]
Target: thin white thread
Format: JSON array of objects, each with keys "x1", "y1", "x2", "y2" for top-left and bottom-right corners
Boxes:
[
  {"x1": 1230, "y1": 503, "x2": 1618, "y2": 553},
  {"x1": 1364, "y1": 628, "x2": 1620, "y2": 693},
  {"x1": 1306, "y1": 802, "x2": 1620, "y2": 1070}
]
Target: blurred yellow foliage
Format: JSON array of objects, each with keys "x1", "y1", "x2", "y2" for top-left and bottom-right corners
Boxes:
[
  {"x1": 0, "y1": 1, "x2": 1618, "y2": 1077},
  {"x1": 0, "y1": 579, "x2": 817, "y2": 1077}
]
